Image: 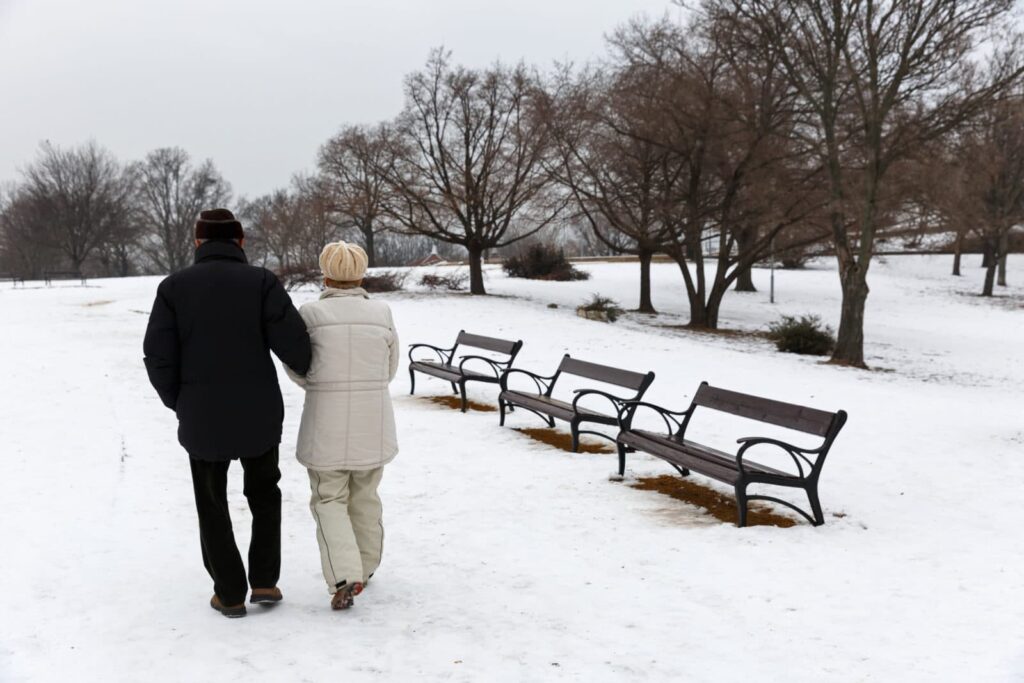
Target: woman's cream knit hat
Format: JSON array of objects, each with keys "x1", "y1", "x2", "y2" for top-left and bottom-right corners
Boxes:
[{"x1": 319, "y1": 241, "x2": 369, "y2": 282}]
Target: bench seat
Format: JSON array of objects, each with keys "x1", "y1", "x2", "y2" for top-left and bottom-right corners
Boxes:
[
  {"x1": 499, "y1": 390, "x2": 617, "y2": 424},
  {"x1": 618, "y1": 429, "x2": 790, "y2": 484},
  {"x1": 410, "y1": 360, "x2": 495, "y2": 382}
]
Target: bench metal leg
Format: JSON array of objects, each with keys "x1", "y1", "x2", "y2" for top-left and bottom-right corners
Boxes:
[
  {"x1": 450, "y1": 382, "x2": 458, "y2": 394},
  {"x1": 570, "y1": 419, "x2": 580, "y2": 452},
  {"x1": 409, "y1": 367, "x2": 416, "y2": 395},
  {"x1": 498, "y1": 399, "x2": 507, "y2": 426},
  {"x1": 669, "y1": 464, "x2": 690, "y2": 477},
  {"x1": 735, "y1": 482, "x2": 749, "y2": 528},
  {"x1": 807, "y1": 485, "x2": 825, "y2": 526},
  {"x1": 458, "y1": 381, "x2": 468, "y2": 413},
  {"x1": 616, "y1": 442, "x2": 627, "y2": 477}
]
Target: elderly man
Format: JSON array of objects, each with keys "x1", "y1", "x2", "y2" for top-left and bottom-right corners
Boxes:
[{"x1": 143, "y1": 208, "x2": 311, "y2": 618}]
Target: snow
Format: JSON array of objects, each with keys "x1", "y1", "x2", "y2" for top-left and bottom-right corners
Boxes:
[{"x1": 1, "y1": 254, "x2": 1022, "y2": 682}]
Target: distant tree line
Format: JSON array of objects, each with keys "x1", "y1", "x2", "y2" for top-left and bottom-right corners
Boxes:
[{"x1": 2, "y1": 0, "x2": 1022, "y2": 367}]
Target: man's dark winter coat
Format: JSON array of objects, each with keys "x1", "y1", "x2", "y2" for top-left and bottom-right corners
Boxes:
[{"x1": 143, "y1": 240, "x2": 311, "y2": 461}]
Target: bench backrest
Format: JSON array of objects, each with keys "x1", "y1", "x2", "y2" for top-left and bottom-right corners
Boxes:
[
  {"x1": 690, "y1": 382, "x2": 845, "y2": 438},
  {"x1": 453, "y1": 330, "x2": 523, "y2": 358},
  {"x1": 555, "y1": 354, "x2": 655, "y2": 394}
]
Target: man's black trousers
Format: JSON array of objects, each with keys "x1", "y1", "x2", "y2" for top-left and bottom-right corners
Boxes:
[{"x1": 189, "y1": 447, "x2": 281, "y2": 606}]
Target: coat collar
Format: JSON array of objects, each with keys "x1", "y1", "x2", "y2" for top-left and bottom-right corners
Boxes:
[
  {"x1": 195, "y1": 240, "x2": 248, "y2": 265},
  {"x1": 320, "y1": 286, "x2": 369, "y2": 300}
]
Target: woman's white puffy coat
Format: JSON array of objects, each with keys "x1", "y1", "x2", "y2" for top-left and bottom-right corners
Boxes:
[{"x1": 287, "y1": 287, "x2": 399, "y2": 471}]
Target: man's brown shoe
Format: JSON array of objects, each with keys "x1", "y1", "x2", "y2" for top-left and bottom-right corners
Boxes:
[
  {"x1": 250, "y1": 587, "x2": 283, "y2": 605},
  {"x1": 210, "y1": 595, "x2": 247, "y2": 618}
]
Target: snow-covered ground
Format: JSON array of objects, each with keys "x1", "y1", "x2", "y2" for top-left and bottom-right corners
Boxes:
[{"x1": 1, "y1": 254, "x2": 1022, "y2": 682}]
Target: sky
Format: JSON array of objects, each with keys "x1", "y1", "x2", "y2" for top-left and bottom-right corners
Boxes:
[{"x1": 0, "y1": 0, "x2": 681, "y2": 199}]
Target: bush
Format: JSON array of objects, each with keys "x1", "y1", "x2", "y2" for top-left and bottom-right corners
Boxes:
[
  {"x1": 576, "y1": 294, "x2": 623, "y2": 323},
  {"x1": 767, "y1": 315, "x2": 835, "y2": 355},
  {"x1": 502, "y1": 243, "x2": 590, "y2": 281},
  {"x1": 361, "y1": 270, "x2": 407, "y2": 293},
  {"x1": 418, "y1": 270, "x2": 468, "y2": 291}
]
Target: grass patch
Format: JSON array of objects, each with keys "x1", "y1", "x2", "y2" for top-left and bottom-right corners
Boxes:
[
  {"x1": 425, "y1": 395, "x2": 497, "y2": 412},
  {"x1": 658, "y1": 324, "x2": 771, "y2": 341},
  {"x1": 513, "y1": 428, "x2": 615, "y2": 454},
  {"x1": 630, "y1": 475, "x2": 797, "y2": 528}
]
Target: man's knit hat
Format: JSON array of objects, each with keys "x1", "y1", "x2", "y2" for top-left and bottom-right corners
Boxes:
[
  {"x1": 195, "y1": 208, "x2": 244, "y2": 240},
  {"x1": 319, "y1": 241, "x2": 369, "y2": 282}
]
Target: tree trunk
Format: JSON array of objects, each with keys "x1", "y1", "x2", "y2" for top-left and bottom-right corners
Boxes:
[
  {"x1": 734, "y1": 226, "x2": 757, "y2": 292},
  {"x1": 687, "y1": 291, "x2": 711, "y2": 328},
  {"x1": 997, "y1": 232, "x2": 1008, "y2": 287},
  {"x1": 637, "y1": 249, "x2": 656, "y2": 314},
  {"x1": 982, "y1": 247, "x2": 993, "y2": 268},
  {"x1": 467, "y1": 245, "x2": 486, "y2": 295},
  {"x1": 363, "y1": 227, "x2": 376, "y2": 269},
  {"x1": 831, "y1": 266, "x2": 869, "y2": 368},
  {"x1": 952, "y1": 230, "x2": 964, "y2": 276},
  {"x1": 982, "y1": 238, "x2": 997, "y2": 296}
]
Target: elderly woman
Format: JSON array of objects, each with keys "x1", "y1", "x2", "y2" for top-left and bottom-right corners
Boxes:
[{"x1": 287, "y1": 241, "x2": 399, "y2": 610}]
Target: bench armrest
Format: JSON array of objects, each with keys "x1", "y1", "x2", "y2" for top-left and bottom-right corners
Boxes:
[
  {"x1": 500, "y1": 367, "x2": 555, "y2": 394},
  {"x1": 571, "y1": 388, "x2": 630, "y2": 415},
  {"x1": 408, "y1": 343, "x2": 454, "y2": 364},
  {"x1": 458, "y1": 354, "x2": 506, "y2": 379},
  {"x1": 617, "y1": 400, "x2": 691, "y2": 434},
  {"x1": 735, "y1": 437, "x2": 817, "y2": 478}
]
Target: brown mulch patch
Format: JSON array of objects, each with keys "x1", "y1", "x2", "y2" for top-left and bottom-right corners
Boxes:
[
  {"x1": 425, "y1": 395, "x2": 497, "y2": 412},
  {"x1": 513, "y1": 427, "x2": 615, "y2": 454},
  {"x1": 630, "y1": 475, "x2": 797, "y2": 528}
]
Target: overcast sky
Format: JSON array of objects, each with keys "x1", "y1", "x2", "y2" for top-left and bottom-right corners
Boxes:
[{"x1": 0, "y1": 0, "x2": 681, "y2": 198}]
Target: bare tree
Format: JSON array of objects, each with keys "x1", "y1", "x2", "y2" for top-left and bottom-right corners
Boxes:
[
  {"x1": 607, "y1": 16, "x2": 823, "y2": 328},
  {"x1": 22, "y1": 141, "x2": 134, "y2": 275},
  {"x1": 133, "y1": 147, "x2": 231, "y2": 273},
  {"x1": 0, "y1": 185, "x2": 62, "y2": 278},
  {"x1": 936, "y1": 96, "x2": 1024, "y2": 295},
  {"x1": 318, "y1": 124, "x2": 395, "y2": 267},
  {"x1": 715, "y1": 0, "x2": 1024, "y2": 366},
  {"x1": 239, "y1": 189, "x2": 303, "y2": 270},
  {"x1": 381, "y1": 49, "x2": 564, "y2": 295},
  {"x1": 548, "y1": 66, "x2": 674, "y2": 313},
  {"x1": 290, "y1": 173, "x2": 344, "y2": 269}
]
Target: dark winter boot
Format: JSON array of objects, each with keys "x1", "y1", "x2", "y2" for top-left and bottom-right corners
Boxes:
[
  {"x1": 331, "y1": 582, "x2": 364, "y2": 611},
  {"x1": 210, "y1": 595, "x2": 247, "y2": 618},
  {"x1": 250, "y1": 587, "x2": 283, "y2": 605}
]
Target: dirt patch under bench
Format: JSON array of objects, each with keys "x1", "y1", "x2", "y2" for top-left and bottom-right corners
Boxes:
[
  {"x1": 425, "y1": 395, "x2": 498, "y2": 412},
  {"x1": 513, "y1": 427, "x2": 615, "y2": 454},
  {"x1": 631, "y1": 474, "x2": 797, "y2": 528}
]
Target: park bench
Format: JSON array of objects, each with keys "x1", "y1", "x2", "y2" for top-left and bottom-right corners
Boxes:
[
  {"x1": 0, "y1": 273, "x2": 25, "y2": 288},
  {"x1": 43, "y1": 271, "x2": 87, "y2": 286},
  {"x1": 616, "y1": 382, "x2": 847, "y2": 526},
  {"x1": 409, "y1": 331, "x2": 524, "y2": 412},
  {"x1": 499, "y1": 354, "x2": 655, "y2": 452}
]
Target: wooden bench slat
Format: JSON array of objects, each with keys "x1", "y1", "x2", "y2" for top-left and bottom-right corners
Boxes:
[
  {"x1": 457, "y1": 332, "x2": 520, "y2": 354},
  {"x1": 693, "y1": 384, "x2": 836, "y2": 436},
  {"x1": 558, "y1": 356, "x2": 652, "y2": 390}
]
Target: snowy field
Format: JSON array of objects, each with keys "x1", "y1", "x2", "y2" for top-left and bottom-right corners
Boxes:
[{"x1": 1, "y1": 255, "x2": 1022, "y2": 682}]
